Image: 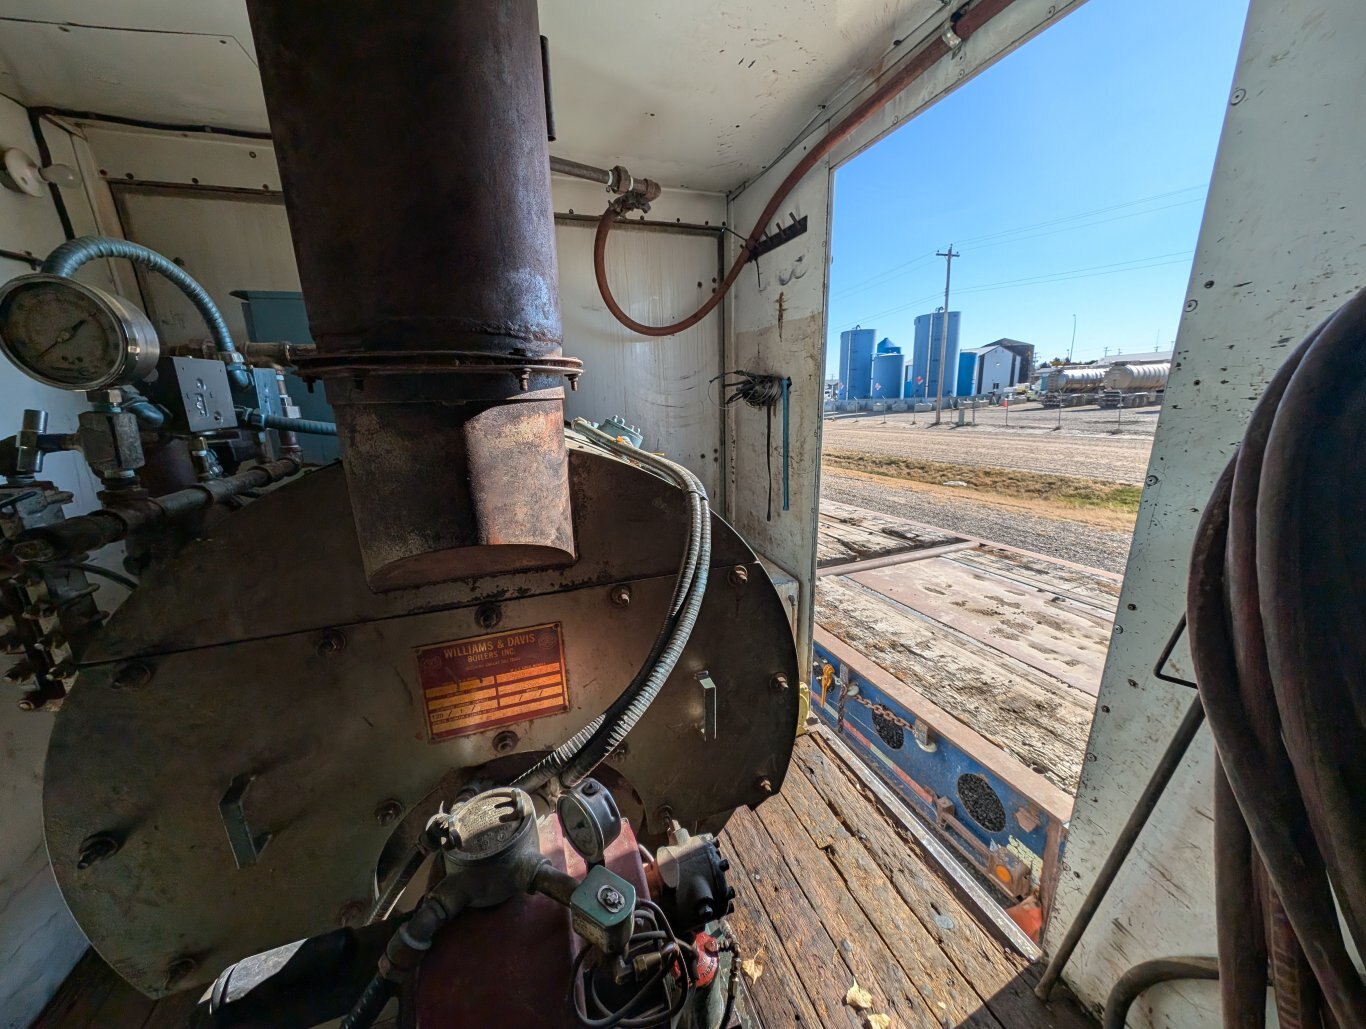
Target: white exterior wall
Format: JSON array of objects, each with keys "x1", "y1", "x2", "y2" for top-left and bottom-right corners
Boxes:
[
  {"x1": 1047, "y1": 2, "x2": 1366, "y2": 1025},
  {"x1": 975, "y1": 345, "x2": 1019, "y2": 394}
]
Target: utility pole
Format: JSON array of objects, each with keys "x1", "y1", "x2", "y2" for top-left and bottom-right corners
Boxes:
[{"x1": 933, "y1": 245, "x2": 959, "y2": 425}]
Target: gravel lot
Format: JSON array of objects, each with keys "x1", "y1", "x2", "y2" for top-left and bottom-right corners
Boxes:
[
  {"x1": 821, "y1": 469, "x2": 1137, "y2": 574},
  {"x1": 823, "y1": 405, "x2": 1156, "y2": 484}
]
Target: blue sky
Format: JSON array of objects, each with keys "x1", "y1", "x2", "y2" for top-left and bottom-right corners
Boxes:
[{"x1": 825, "y1": 0, "x2": 1250, "y2": 376}]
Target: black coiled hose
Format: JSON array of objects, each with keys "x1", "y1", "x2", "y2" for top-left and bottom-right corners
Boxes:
[{"x1": 1187, "y1": 286, "x2": 1366, "y2": 1027}]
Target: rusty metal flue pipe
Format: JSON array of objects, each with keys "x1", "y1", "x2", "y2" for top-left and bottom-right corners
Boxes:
[{"x1": 247, "y1": 1, "x2": 579, "y2": 590}]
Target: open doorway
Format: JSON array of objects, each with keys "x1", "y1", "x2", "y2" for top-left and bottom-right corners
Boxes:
[{"x1": 810, "y1": 0, "x2": 1248, "y2": 934}]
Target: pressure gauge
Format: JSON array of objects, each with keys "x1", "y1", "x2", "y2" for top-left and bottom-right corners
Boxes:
[
  {"x1": 0, "y1": 273, "x2": 159, "y2": 391},
  {"x1": 557, "y1": 778, "x2": 623, "y2": 866}
]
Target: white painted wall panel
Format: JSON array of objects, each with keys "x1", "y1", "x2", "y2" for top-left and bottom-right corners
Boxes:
[
  {"x1": 0, "y1": 99, "x2": 110, "y2": 1029},
  {"x1": 1048, "y1": 3, "x2": 1362, "y2": 1025},
  {"x1": 558, "y1": 221, "x2": 724, "y2": 500}
]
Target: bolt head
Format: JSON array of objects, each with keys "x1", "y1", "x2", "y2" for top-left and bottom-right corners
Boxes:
[
  {"x1": 374, "y1": 799, "x2": 404, "y2": 826},
  {"x1": 597, "y1": 885, "x2": 626, "y2": 913},
  {"x1": 769, "y1": 673, "x2": 790, "y2": 692},
  {"x1": 609, "y1": 584, "x2": 631, "y2": 607},
  {"x1": 315, "y1": 630, "x2": 346, "y2": 656},
  {"x1": 476, "y1": 603, "x2": 502, "y2": 629},
  {"x1": 728, "y1": 565, "x2": 749, "y2": 586},
  {"x1": 492, "y1": 729, "x2": 519, "y2": 755},
  {"x1": 757, "y1": 777, "x2": 773, "y2": 794}
]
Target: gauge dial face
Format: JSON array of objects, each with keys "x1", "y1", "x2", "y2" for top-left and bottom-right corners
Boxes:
[{"x1": 0, "y1": 278, "x2": 129, "y2": 388}]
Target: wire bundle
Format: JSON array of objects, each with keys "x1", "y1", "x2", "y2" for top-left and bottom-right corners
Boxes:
[
  {"x1": 1187, "y1": 286, "x2": 1366, "y2": 1027},
  {"x1": 570, "y1": 900, "x2": 695, "y2": 1028},
  {"x1": 515, "y1": 418, "x2": 711, "y2": 793}
]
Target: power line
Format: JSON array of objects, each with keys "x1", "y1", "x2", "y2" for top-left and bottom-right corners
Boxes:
[
  {"x1": 828, "y1": 184, "x2": 1206, "y2": 303},
  {"x1": 953, "y1": 184, "x2": 1206, "y2": 247},
  {"x1": 846, "y1": 249, "x2": 1194, "y2": 328}
]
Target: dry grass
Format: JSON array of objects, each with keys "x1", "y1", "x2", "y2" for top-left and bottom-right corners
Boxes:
[{"x1": 822, "y1": 449, "x2": 1142, "y2": 527}]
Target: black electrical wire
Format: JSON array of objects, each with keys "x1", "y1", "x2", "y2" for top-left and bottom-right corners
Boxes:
[
  {"x1": 572, "y1": 903, "x2": 692, "y2": 1029},
  {"x1": 712, "y1": 371, "x2": 783, "y2": 520},
  {"x1": 60, "y1": 562, "x2": 138, "y2": 591},
  {"x1": 1186, "y1": 286, "x2": 1366, "y2": 1028}
]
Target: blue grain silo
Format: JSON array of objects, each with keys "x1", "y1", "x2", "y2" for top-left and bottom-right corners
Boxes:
[
  {"x1": 872, "y1": 337, "x2": 907, "y2": 399},
  {"x1": 838, "y1": 327, "x2": 877, "y2": 399},
  {"x1": 910, "y1": 310, "x2": 961, "y2": 399}
]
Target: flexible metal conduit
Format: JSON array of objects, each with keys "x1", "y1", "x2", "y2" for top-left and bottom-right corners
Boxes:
[
  {"x1": 514, "y1": 419, "x2": 711, "y2": 792},
  {"x1": 1186, "y1": 288, "x2": 1366, "y2": 1027},
  {"x1": 592, "y1": 0, "x2": 1018, "y2": 336},
  {"x1": 42, "y1": 237, "x2": 251, "y2": 389},
  {"x1": 235, "y1": 407, "x2": 337, "y2": 436}
]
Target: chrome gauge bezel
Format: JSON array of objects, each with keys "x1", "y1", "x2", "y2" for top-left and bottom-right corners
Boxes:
[{"x1": 0, "y1": 273, "x2": 160, "y2": 391}]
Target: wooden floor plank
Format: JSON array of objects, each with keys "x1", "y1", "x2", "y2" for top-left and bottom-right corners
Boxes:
[
  {"x1": 722, "y1": 805, "x2": 867, "y2": 1027},
  {"x1": 753, "y1": 792, "x2": 949, "y2": 1028},
  {"x1": 795, "y1": 736, "x2": 1094, "y2": 1028},
  {"x1": 719, "y1": 818, "x2": 826, "y2": 1028},
  {"x1": 778, "y1": 761, "x2": 1004, "y2": 1028}
]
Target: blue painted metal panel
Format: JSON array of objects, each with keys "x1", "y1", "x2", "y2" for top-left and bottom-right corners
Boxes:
[{"x1": 811, "y1": 640, "x2": 1063, "y2": 900}]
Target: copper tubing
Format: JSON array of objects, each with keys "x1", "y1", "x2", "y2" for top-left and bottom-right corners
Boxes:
[{"x1": 593, "y1": 0, "x2": 1019, "y2": 336}]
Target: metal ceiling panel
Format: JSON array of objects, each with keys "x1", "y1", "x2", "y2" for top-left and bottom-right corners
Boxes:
[{"x1": 0, "y1": 0, "x2": 945, "y2": 191}]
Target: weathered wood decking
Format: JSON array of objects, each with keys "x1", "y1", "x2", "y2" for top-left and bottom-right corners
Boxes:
[{"x1": 719, "y1": 732, "x2": 1094, "y2": 1028}]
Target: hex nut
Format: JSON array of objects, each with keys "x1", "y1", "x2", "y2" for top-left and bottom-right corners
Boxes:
[
  {"x1": 609, "y1": 585, "x2": 631, "y2": 607},
  {"x1": 476, "y1": 603, "x2": 502, "y2": 629},
  {"x1": 729, "y1": 565, "x2": 749, "y2": 586},
  {"x1": 493, "y1": 729, "x2": 519, "y2": 755},
  {"x1": 316, "y1": 630, "x2": 346, "y2": 656},
  {"x1": 770, "y1": 673, "x2": 790, "y2": 692}
]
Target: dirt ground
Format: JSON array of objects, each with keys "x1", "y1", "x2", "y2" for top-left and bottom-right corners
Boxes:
[
  {"x1": 819, "y1": 402, "x2": 1156, "y2": 571},
  {"x1": 822, "y1": 404, "x2": 1156, "y2": 484}
]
